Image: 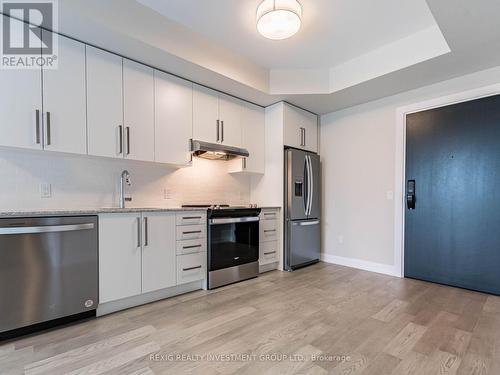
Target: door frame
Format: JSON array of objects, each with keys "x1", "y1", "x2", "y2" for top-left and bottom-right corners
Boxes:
[{"x1": 394, "y1": 83, "x2": 500, "y2": 278}]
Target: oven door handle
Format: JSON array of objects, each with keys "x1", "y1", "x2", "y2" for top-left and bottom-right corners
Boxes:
[{"x1": 209, "y1": 217, "x2": 260, "y2": 225}]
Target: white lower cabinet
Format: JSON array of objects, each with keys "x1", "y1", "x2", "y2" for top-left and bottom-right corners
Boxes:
[
  {"x1": 99, "y1": 213, "x2": 142, "y2": 303},
  {"x1": 177, "y1": 252, "x2": 207, "y2": 284},
  {"x1": 99, "y1": 211, "x2": 207, "y2": 306},
  {"x1": 259, "y1": 208, "x2": 281, "y2": 268},
  {"x1": 175, "y1": 211, "x2": 208, "y2": 285},
  {"x1": 141, "y1": 212, "x2": 177, "y2": 294}
]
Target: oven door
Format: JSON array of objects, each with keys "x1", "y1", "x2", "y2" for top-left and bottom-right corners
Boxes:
[{"x1": 209, "y1": 217, "x2": 259, "y2": 271}]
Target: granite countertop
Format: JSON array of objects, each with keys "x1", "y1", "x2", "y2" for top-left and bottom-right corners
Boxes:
[
  {"x1": 0, "y1": 207, "x2": 207, "y2": 218},
  {"x1": 0, "y1": 206, "x2": 281, "y2": 218}
]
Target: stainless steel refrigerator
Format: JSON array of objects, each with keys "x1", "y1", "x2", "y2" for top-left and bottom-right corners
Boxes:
[{"x1": 284, "y1": 148, "x2": 321, "y2": 271}]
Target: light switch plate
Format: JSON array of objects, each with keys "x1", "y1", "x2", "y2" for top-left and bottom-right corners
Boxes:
[{"x1": 40, "y1": 183, "x2": 52, "y2": 198}]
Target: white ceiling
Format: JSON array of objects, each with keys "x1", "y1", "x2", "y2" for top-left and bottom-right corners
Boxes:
[
  {"x1": 56, "y1": 0, "x2": 500, "y2": 114},
  {"x1": 138, "y1": 0, "x2": 437, "y2": 70}
]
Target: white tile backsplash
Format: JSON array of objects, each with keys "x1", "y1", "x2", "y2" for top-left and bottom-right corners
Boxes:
[{"x1": 0, "y1": 149, "x2": 251, "y2": 210}]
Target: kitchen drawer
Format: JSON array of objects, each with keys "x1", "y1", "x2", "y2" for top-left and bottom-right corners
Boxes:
[
  {"x1": 176, "y1": 238, "x2": 207, "y2": 255},
  {"x1": 261, "y1": 209, "x2": 279, "y2": 221},
  {"x1": 260, "y1": 241, "x2": 279, "y2": 265},
  {"x1": 176, "y1": 211, "x2": 206, "y2": 226},
  {"x1": 176, "y1": 224, "x2": 206, "y2": 241},
  {"x1": 177, "y1": 252, "x2": 207, "y2": 285},
  {"x1": 260, "y1": 219, "x2": 279, "y2": 242}
]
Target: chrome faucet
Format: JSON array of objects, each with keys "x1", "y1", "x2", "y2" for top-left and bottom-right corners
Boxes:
[{"x1": 119, "y1": 170, "x2": 132, "y2": 208}]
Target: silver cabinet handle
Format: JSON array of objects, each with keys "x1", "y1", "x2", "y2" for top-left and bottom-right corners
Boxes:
[
  {"x1": 0, "y1": 223, "x2": 94, "y2": 235},
  {"x1": 183, "y1": 230, "x2": 202, "y2": 235},
  {"x1": 292, "y1": 220, "x2": 320, "y2": 226},
  {"x1": 182, "y1": 216, "x2": 202, "y2": 220},
  {"x1": 118, "y1": 125, "x2": 123, "y2": 155},
  {"x1": 45, "y1": 112, "x2": 51, "y2": 146},
  {"x1": 216, "y1": 120, "x2": 220, "y2": 142},
  {"x1": 137, "y1": 217, "x2": 141, "y2": 248},
  {"x1": 183, "y1": 244, "x2": 202, "y2": 249},
  {"x1": 126, "y1": 126, "x2": 131, "y2": 155},
  {"x1": 303, "y1": 127, "x2": 306, "y2": 147},
  {"x1": 143, "y1": 217, "x2": 148, "y2": 247},
  {"x1": 264, "y1": 229, "x2": 276, "y2": 233},
  {"x1": 183, "y1": 265, "x2": 202, "y2": 272},
  {"x1": 35, "y1": 109, "x2": 41, "y2": 144},
  {"x1": 242, "y1": 158, "x2": 247, "y2": 170},
  {"x1": 264, "y1": 213, "x2": 276, "y2": 217},
  {"x1": 221, "y1": 121, "x2": 224, "y2": 143},
  {"x1": 264, "y1": 251, "x2": 276, "y2": 255},
  {"x1": 300, "y1": 127, "x2": 306, "y2": 147}
]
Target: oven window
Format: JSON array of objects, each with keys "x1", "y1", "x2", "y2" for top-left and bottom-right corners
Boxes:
[{"x1": 209, "y1": 221, "x2": 259, "y2": 271}]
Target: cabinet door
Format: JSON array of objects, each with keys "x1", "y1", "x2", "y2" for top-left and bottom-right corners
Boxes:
[
  {"x1": 302, "y1": 111, "x2": 318, "y2": 153},
  {"x1": 193, "y1": 84, "x2": 219, "y2": 143},
  {"x1": 86, "y1": 46, "x2": 123, "y2": 158},
  {"x1": 283, "y1": 104, "x2": 304, "y2": 150},
  {"x1": 142, "y1": 213, "x2": 177, "y2": 293},
  {"x1": 154, "y1": 70, "x2": 192, "y2": 165},
  {"x1": 99, "y1": 214, "x2": 142, "y2": 303},
  {"x1": 283, "y1": 104, "x2": 318, "y2": 152},
  {"x1": 42, "y1": 32, "x2": 87, "y2": 154},
  {"x1": 229, "y1": 102, "x2": 265, "y2": 174},
  {"x1": 0, "y1": 15, "x2": 43, "y2": 150},
  {"x1": 123, "y1": 59, "x2": 155, "y2": 162},
  {"x1": 219, "y1": 94, "x2": 242, "y2": 147}
]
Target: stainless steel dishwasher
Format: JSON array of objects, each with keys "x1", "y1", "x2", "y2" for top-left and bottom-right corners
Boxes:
[{"x1": 0, "y1": 216, "x2": 98, "y2": 335}]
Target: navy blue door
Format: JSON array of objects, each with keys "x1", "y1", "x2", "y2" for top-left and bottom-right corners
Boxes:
[{"x1": 405, "y1": 94, "x2": 500, "y2": 295}]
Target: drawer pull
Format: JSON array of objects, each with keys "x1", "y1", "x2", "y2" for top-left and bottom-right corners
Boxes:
[
  {"x1": 183, "y1": 265, "x2": 202, "y2": 272},
  {"x1": 264, "y1": 229, "x2": 276, "y2": 233},
  {"x1": 183, "y1": 216, "x2": 202, "y2": 220},
  {"x1": 183, "y1": 230, "x2": 202, "y2": 235},
  {"x1": 183, "y1": 244, "x2": 202, "y2": 249},
  {"x1": 264, "y1": 213, "x2": 276, "y2": 216},
  {"x1": 264, "y1": 251, "x2": 276, "y2": 255}
]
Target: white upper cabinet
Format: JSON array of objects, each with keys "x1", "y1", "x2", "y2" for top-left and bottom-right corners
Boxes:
[
  {"x1": 283, "y1": 103, "x2": 318, "y2": 153},
  {"x1": 228, "y1": 102, "x2": 265, "y2": 174},
  {"x1": 123, "y1": 59, "x2": 155, "y2": 162},
  {"x1": 193, "y1": 84, "x2": 242, "y2": 147},
  {"x1": 218, "y1": 94, "x2": 242, "y2": 147},
  {"x1": 141, "y1": 212, "x2": 177, "y2": 293},
  {"x1": 154, "y1": 70, "x2": 193, "y2": 165},
  {"x1": 86, "y1": 46, "x2": 124, "y2": 158},
  {"x1": 193, "y1": 84, "x2": 219, "y2": 143},
  {"x1": 42, "y1": 32, "x2": 87, "y2": 155},
  {"x1": 0, "y1": 15, "x2": 43, "y2": 151}
]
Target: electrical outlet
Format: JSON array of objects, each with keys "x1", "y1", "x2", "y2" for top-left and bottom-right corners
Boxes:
[
  {"x1": 40, "y1": 183, "x2": 52, "y2": 198},
  {"x1": 163, "y1": 188, "x2": 172, "y2": 200}
]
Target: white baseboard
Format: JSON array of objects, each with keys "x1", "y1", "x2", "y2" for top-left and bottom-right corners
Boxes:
[{"x1": 321, "y1": 253, "x2": 400, "y2": 277}]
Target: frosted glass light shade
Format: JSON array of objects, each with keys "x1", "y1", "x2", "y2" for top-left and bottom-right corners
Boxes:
[{"x1": 256, "y1": 0, "x2": 302, "y2": 40}]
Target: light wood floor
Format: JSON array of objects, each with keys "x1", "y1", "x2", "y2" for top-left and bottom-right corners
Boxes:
[{"x1": 1, "y1": 262, "x2": 500, "y2": 375}]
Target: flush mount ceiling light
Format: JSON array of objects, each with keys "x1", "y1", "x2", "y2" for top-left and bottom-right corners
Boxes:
[{"x1": 256, "y1": 0, "x2": 302, "y2": 40}]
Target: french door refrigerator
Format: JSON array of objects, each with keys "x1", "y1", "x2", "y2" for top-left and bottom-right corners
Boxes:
[{"x1": 284, "y1": 148, "x2": 320, "y2": 271}]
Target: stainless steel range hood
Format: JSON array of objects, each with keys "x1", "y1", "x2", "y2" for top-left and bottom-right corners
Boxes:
[{"x1": 190, "y1": 140, "x2": 249, "y2": 160}]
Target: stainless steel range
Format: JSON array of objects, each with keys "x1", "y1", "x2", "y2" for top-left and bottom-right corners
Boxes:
[{"x1": 182, "y1": 205, "x2": 261, "y2": 289}]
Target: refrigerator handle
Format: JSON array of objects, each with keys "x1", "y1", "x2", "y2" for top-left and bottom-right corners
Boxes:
[
  {"x1": 305, "y1": 155, "x2": 311, "y2": 216},
  {"x1": 303, "y1": 156, "x2": 309, "y2": 215},
  {"x1": 308, "y1": 155, "x2": 314, "y2": 216}
]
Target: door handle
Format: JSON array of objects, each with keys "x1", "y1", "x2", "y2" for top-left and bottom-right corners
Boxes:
[
  {"x1": 35, "y1": 109, "x2": 41, "y2": 145},
  {"x1": 221, "y1": 121, "x2": 224, "y2": 143},
  {"x1": 216, "y1": 120, "x2": 220, "y2": 142},
  {"x1": 126, "y1": 127, "x2": 131, "y2": 155},
  {"x1": 45, "y1": 112, "x2": 51, "y2": 146},
  {"x1": 118, "y1": 125, "x2": 123, "y2": 155},
  {"x1": 407, "y1": 180, "x2": 416, "y2": 210},
  {"x1": 143, "y1": 217, "x2": 148, "y2": 247}
]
